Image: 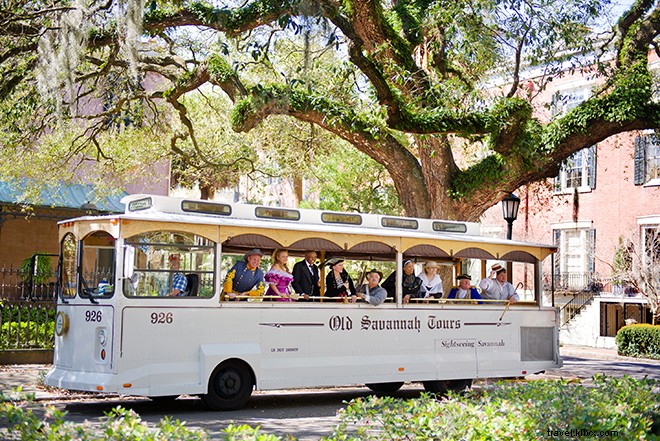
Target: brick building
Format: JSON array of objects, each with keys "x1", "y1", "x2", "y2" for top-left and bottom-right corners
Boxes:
[{"x1": 482, "y1": 58, "x2": 660, "y2": 347}]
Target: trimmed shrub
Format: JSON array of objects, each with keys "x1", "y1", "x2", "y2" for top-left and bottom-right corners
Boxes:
[
  {"x1": 616, "y1": 324, "x2": 660, "y2": 359},
  {"x1": 325, "y1": 375, "x2": 660, "y2": 440}
]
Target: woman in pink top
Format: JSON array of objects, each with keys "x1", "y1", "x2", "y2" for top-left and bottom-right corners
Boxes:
[{"x1": 265, "y1": 248, "x2": 295, "y2": 301}]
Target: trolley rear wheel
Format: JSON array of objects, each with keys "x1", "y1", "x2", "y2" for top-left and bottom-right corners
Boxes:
[
  {"x1": 365, "y1": 381, "x2": 404, "y2": 394},
  {"x1": 422, "y1": 379, "x2": 472, "y2": 395},
  {"x1": 201, "y1": 360, "x2": 254, "y2": 411}
]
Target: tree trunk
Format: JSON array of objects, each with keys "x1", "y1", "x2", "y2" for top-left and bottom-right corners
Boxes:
[
  {"x1": 200, "y1": 184, "x2": 215, "y2": 200},
  {"x1": 293, "y1": 176, "x2": 303, "y2": 206}
]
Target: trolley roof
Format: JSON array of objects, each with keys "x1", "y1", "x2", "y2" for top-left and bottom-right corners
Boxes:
[{"x1": 60, "y1": 194, "x2": 557, "y2": 262}]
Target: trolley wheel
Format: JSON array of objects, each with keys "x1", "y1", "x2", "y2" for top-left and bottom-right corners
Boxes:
[
  {"x1": 422, "y1": 379, "x2": 472, "y2": 395},
  {"x1": 149, "y1": 395, "x2": 179, "y2": 402},
  {"x1": 365, "y1": 382, "x2": 404, "y2": 394},
  {"x1": 201, "y1": 360, "x2": 254, "y2": 411}
]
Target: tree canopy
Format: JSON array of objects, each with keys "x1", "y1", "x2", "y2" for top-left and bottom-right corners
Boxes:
[{"x1": 2, "y1": 0, "x2": 660, "y2": 219}]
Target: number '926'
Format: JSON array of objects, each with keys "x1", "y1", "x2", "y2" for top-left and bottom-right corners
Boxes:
[
  {"x1": 151, "y1": 312, "x2": 173, "y2": 324},
  {"x1": 85, "y1": 310, "x2": 102, "y2": 322}
]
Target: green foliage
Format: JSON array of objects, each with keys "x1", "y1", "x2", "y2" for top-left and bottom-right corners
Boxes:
[
  {"x1": 303, "y1": 146, "x2": 402, "y2": 215},
  {"x1": 1, "y1": 377, "x2": 658, "y2": 440},
  {"x1": 20, "y1": 255, "x2": 53, "y2": 285},
  {"x1": 208, "y1": 54, "x2": 237, "y2": 84},
  {"x1": 0, "y1": 402, "x2": 209, "y2": 441},
  {"x1": 0, "y1": 304, "x2": 55, "y2": 349},
  {"x1": 616, "y1": 324, "x2": 660, "y2": 359},
  {"x1": 223, "y1": 424, "x2": 284, "y2": 440},
  {"x1": 325, "y1": 376, "x2": 660, "y2": 440},
  {"x1": 448, "y1": 154, "x2": 505, "y2": 199},
  {"x1": 2, "y1": 0, "x2": 656, "y2": 219},
  {"x1": 0, "y1": 320, "x2": 55, "y2": 350},
  {"x1": 612, "y1": 236, "x2": 633, "y2": 284}
]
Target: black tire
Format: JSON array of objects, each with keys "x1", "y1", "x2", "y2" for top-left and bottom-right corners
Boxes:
[
  {"x1": 365, "y1": 381, "x2": 404, "y2": 394},
  {"x1": 201, "y1": 360, "x2": 254, "y2": 411},
  {"x1": 423, "y1": 379, "x2": 472, "y2": 396}
]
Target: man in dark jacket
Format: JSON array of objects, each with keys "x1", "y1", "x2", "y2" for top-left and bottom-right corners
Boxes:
[{"x1": 292, "y1": 250, "x2": 320, "y2": 301}]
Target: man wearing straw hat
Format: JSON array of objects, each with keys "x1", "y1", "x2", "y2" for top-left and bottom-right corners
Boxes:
[
  {"x1": 479, "y1": 264, "x2": 518, "y2": 303},
  {"x1": 221, "y1": 249, "x2": 266, "y2": 301}
]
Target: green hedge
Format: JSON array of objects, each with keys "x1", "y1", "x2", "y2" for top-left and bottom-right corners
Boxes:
[
  {"x1": 327, "y1": 375, "x2": 660, "y2": 440},
  {"x1": 616, "y1": 324, "x2": 660, "y2": 359},
  {"x1": 0, "y1": 321, "x2": 55, "y2": 349}
]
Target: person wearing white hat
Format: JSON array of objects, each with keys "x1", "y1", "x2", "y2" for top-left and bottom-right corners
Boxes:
[
  {"x1": 418, "y1": 261, "x2": 444, "y2": 299},
  {"x1": 479, "y1": 264, "x2": 518, "y2": 302}
]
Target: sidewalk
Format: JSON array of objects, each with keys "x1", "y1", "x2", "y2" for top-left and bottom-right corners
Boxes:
[
  {"x1": 0, "y1": 364, "x2": 55, "y2": 400},
  {"x1": 559, "y1": 344, "x2": 622, "y2": 361}
]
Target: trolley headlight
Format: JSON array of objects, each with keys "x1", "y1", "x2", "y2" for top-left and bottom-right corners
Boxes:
[
  {"x1": 55, "y1": 311, "x2": 69, "y2": 336},
  {"x1": 98, "y1": 328, "x2": 107, "y2": 346}
]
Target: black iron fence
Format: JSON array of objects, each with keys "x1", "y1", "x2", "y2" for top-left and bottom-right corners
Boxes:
[
  {"x1": 0, "y1": 261, "x2": 58, "y2": 351},
  {"x1": 0, "y1": 301, "x2": 55, "y2": 350},
  {"x1": 545, "y1": 272, "x2": 613, "y2": 293}
]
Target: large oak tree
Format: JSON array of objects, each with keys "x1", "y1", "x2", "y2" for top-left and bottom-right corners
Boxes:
[{"x1": 2, "y1": 0, "x2": 660, "y2": 220}]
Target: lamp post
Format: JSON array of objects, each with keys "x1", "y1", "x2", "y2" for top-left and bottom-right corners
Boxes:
[{"x1": 502, "y1": 193, "x2": 520, "y2": 240}]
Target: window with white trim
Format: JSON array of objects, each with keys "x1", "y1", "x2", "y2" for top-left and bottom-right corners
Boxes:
[
  {"x1": 552, "y1": 223, "x2": 595, "y2": 290},
  {"x1": 550, "y1": 86, "x2": 591, "y2": 117},
  {"x1": 554, "y1": 145, "x2": 597, "y2": 193},
  {"x1": 634, "y1": 134, "x2": 660, "y2": 186},
  {"x1": 641, "y1": 225, "x2": 660, "y2": 264}
]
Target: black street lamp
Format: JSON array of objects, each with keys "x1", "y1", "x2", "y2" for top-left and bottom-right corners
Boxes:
[{"x1": 502, "y1": 193, "x2": 520, "y2": 240}]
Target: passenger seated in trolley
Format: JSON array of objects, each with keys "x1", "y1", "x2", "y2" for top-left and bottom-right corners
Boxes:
[
  {"x1": 382, "y1": 259, "x2": 426, "y2": 303},
  {"x1": 167, "y1": 253, "x2": 187, "y2": 297},
  {"x1": 418, "y1": 261, "x2": 444, "y2": 300},
  {"x1": 446, "y1": 274, "x2": 483, "y2": 304},
  {"x1": 479, "y1": 263, "x2": 519, "y2": 303},
  {"x1": 324, "y1": 257, "x2": 356, "y2": 301},
  {"x1": 351, "y1": 269, "x2": 387, "y2": 306},
  {"x1": 265, "y1": 249, "x2": 296, "y2": 302},
  {"x1": 221, "y1": 249, "x2": 266, "y2": 301}
]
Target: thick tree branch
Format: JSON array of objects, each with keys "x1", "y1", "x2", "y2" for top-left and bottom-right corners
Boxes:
[
  {"x1": 617, "y1": 2, "x2": 660, "y2": 67},
  {"x1": 143, "y1": 0, "x2": 300, "y2": 37},
  {"x1": 230, "y1": 86, "x2": 431, "y2": 216}
]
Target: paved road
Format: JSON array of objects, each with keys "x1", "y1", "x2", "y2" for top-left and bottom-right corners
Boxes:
[{"x1": 3, "y1": 347, "x2": 660, "y2": 440}]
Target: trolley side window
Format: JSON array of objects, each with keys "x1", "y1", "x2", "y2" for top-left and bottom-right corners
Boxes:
[
  {"x1": 123, "y1": 231, "x2": 215, "y2": 298},
  {"x1": 79, "y1": 231, "x2": 116, "y2": 298},
  {"x1": 60, "y1": 233, "x2": 77, "y2": 298}
]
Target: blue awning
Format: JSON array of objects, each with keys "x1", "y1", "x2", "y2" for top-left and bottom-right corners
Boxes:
[{"x1": 0, "y1": 180, "x2": 127, "y2": 213}]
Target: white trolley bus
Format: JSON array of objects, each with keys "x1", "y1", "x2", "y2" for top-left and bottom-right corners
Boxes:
[{"x1": 46, "y1": 194, "x2": 561, "y2": 410}]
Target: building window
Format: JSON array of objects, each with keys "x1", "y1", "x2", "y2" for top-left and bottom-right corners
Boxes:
[
  {"x1": 641, "y1": 225, "x2": 660, "y2": 266},
  {"x1": 634, "y1": 134, "x2": 660, "y2": 186},
  {"x1": 554, "y1": 145, "x2": 597, "y2": 193},
  {"x1": 552, "y1": 223, "x2": 595, "y2": 290},
  {"x1": 550, "y1": 87, "x2": 591, "y2": 117}
]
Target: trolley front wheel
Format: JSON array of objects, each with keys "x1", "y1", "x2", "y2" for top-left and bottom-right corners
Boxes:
[{"x1": 201, "y1": 360, "x2": 254, "y2": 411}]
